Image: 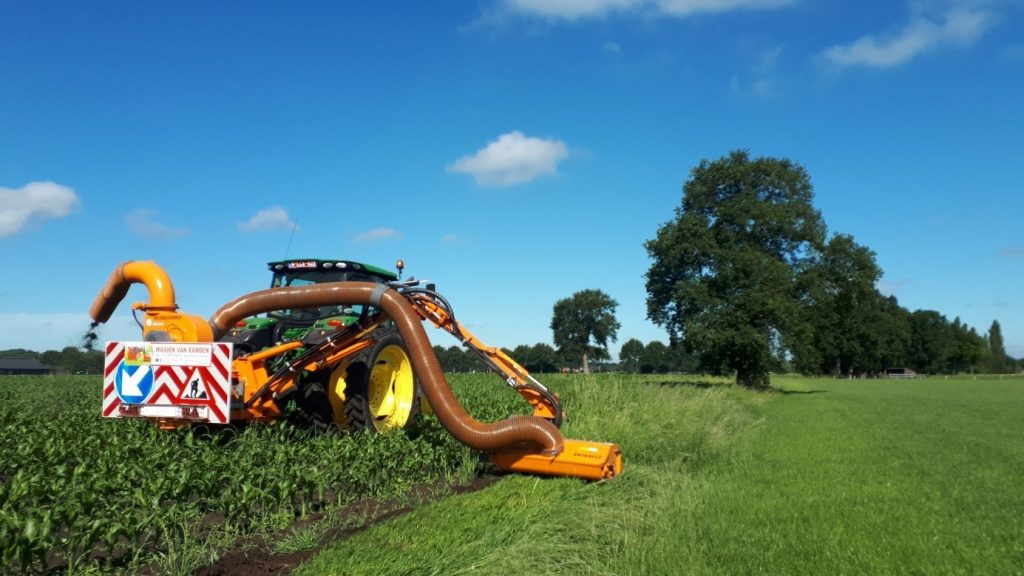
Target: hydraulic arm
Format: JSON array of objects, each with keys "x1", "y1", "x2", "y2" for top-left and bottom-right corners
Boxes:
[{"x1": 398, "y1": 284, "x2": 563, "y2": 426}]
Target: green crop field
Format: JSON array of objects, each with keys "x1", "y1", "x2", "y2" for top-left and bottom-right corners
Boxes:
[
  {"x1": 3, "y1": 372, "x2": 1023, "y2": 575},
  {"x1": 0, "y1": 374, "x2": 484, "y2": 574}
]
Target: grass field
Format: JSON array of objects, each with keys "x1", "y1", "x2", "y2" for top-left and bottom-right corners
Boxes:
[
  {"x1": 3, "y1": 372, "x2": 1023, "y2": 574},
  {"x1": 298, "y1": 374, "x2": 1024, "y2": 575}
]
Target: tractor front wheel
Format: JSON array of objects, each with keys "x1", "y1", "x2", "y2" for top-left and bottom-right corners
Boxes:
[{"x1": 344, "y1": 332, "x2": 420, "y2": 433}]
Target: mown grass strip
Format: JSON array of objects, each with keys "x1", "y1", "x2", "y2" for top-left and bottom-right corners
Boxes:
[{"x1": 692, "y1": 375, "x2": 1024, "y2": 575}]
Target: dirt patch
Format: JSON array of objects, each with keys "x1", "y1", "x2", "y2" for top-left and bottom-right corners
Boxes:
[{"x1": 194, "y1": 475, "x2": 499, "y2": 576}]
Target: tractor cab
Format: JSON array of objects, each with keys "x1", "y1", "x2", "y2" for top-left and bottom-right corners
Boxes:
[
  {"x1": 268, "y1": 259, "x2": 398, "y2": 287},
  {"x1": 266, "y1": 259, "x2": 397, "y2": 324},
  {"x1": 225, "y1": 259, "x2": 400, "y2": 353}
]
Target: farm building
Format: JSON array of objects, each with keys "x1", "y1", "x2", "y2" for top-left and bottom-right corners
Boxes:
[
  {"x1": 0, "y1": 358, "x2": 57, "y2": 375},
  {"x1": 885, "y1": 367, "x2": 918, "y2": 379}
]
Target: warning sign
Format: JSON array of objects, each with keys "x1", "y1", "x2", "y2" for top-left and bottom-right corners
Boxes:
[
  {"x1": 103, "y1": 341, "x2": 233, "y2": 424},
  {"x1": 115, "y1": 364, "x2": 153, "y2": 404},
  {"x1": 179, "y1": 368, "x2": 210, "y2": 400}
]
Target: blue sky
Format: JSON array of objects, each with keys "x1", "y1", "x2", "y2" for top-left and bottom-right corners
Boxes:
[{"x1": 1, "y1": 0, "x2": 1022, "y2": 359}]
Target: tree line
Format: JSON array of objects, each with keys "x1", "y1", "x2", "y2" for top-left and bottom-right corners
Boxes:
[
  {"x1": 430, "y1": 341, "x2": 694, "y2": 374},
  {"x1": 0, "y1": 347, "x2": 104, "y2": 374},
  {"x1": 641, "y1": 150, "x2": 1020, "y2": 383},
  {"x1": 546, "y1": 150, "x2": 1020, "y2": 383},
  {"x1": 9, "y1": 153, "x2": 1022, "y2": 387}
]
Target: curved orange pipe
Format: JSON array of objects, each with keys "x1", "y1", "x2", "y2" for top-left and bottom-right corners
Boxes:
[{"x1": 89, "y1": 261, "x2": 177, "y2": 323}]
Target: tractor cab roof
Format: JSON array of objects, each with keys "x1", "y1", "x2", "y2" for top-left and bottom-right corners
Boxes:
[{"x1": 267, "y1": 259, "x2": 398, "y2": 281}]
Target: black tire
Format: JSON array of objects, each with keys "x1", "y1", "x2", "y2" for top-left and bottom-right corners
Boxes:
[
  {"x1": 293, "y1": 374, "x2": 337, "y2": 432},
  {"x1": 344, "y1": 331, "x2": 421, "y2": 433}
]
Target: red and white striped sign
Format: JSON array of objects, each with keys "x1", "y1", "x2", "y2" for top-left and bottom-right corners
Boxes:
[{"x1": 103, "y1": 341, "x2": 233, "y2": 424}]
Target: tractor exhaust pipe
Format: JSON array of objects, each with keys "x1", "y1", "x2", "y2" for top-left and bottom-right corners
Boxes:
[{"x1": 209, "y1": 283, "x2": 566, "y2": 456}]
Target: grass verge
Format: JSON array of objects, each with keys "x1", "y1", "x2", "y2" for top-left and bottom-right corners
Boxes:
[{"x1": 294, "y1": 374, "x2": 758, "y2": 575}]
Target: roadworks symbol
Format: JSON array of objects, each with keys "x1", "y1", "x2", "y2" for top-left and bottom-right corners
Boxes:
[{"x1": 180, "y1": 369, "x2": 209, "y2": 400}]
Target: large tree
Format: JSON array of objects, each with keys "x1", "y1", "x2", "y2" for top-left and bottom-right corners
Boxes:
[
  {"x1": 619, "y1": 338, "x2": 645, "y2": 373},
  {"x1": 988, "y1": 320, "x2": 1008, "y2": 373},
  {"x1": 551, "y1": 289, "x2": 620, "y2": 374},
  {"x1": 511, "y1": 343, "x2": 560, "y2": 373},
  {"x1": 645, "y1": 150, "x2": 826, "y2": 387},
  {"x1": 949, "y1": 318, "x2": 988, "y2": 374},
  {"x1": 790, "y1": 234, "x2": 884, "y2": 376},
  {"x1": 908, "y1": 310, "x2": 954, "y2": 374},
  {"x1": 641, "y1": 341, "x2": 671, "y2": 374}
]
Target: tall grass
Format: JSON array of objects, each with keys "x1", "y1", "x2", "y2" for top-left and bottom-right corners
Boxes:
[{"x1": 295, "y1": 373, "x2": 757, "y2": 575}]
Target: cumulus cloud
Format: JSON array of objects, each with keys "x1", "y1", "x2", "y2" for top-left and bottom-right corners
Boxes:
[
  {"x1": 655, "y1": 0, "x2": 793, "y2": 16},
  {"x1": 500, "y1": 0, "x2": 792, "y2": 20},
  {"x1": 504, "y1": 0, "x2": 642, "y2": 20},
  {"x1": 823, "y1": 6, "x2": 995, "y2": 68},
  {"x1": 125, "y1": 209, "x2": 188, "y2": 239},
  {"x1": 0, "y1": 181, "x2": 80, "y2": 237},
  {"x1": 238, "y1": 206, "x2": 297, "y2": 232},
  {"x1": 447, "y1": 131, "x2": 570, "y2": 187},
  {"x1": 354, "y1": 227, "x2": 402, "y2": 243}
]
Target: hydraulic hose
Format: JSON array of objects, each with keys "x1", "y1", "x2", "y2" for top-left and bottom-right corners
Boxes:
[
  {"x1": 89, "y1": 261, "x2": 177, "y2": 323},
  {"x1": 209, "y1": 282, "x2": 565, "y2": 456}
]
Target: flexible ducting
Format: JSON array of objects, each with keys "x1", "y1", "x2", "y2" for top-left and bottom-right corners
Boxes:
[{"x1": 209, "y1": 283, "x2": 565, "y2": 456}]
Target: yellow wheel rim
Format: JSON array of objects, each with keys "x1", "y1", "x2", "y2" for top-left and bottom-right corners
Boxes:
[
  {"x1": 328, "y1": 362, "x2": 350, "y2": 427},
  {"x1": 367, "y1": 344, "x2": 415, "y2": 431}
]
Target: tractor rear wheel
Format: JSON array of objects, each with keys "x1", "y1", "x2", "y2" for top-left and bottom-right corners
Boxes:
[
  {"x1": 293, "y1": 376, "x2": 338, "y2": 432},
  {"x1": 344, "y1": 331, "x2": 420, "y2": 433}
]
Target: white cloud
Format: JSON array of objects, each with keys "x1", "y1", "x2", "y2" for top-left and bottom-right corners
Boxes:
[
  {"x1": 655, "y1": 0, "x2": 793, "y2": 16},
  {"x1": 504, "y1": 0, "x2": 643, "y2": 20},
  {"x1": 603, "y1": 41, "x2": 623, "y2": 53},
  {"x1": 823, "y1": 7, "x2": 995, "y2": 68},
  {"x1": 0, "y1": 181, "x2": 80, "y2": 237},
  {"x1": 238, "y1": 206, "x2": 297, "y2": 233},
  {"x1": 441, "y1": 233, "x2": 463, "y2": 245},
  {"x1": 354, "y1": 227, "x2": 402, "y2": 243},
  {"x1": 125, "y1": 208, "x2": 188, "y2": 239},
  {"x1": 447, "y1": 131, "x2": 570, "y2": 187},
  {"x1": 500, "y1": 0, "x2": 792, "y2": 20}
]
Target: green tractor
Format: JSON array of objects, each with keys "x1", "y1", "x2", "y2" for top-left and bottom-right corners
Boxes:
[{"x1": 221, "y1": 258, "x2": 423, "y2": 433}]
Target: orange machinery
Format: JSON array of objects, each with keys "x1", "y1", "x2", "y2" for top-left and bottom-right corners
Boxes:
[{"x1": 90, "y1": 260, "x2": 622, "y2": 481}]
